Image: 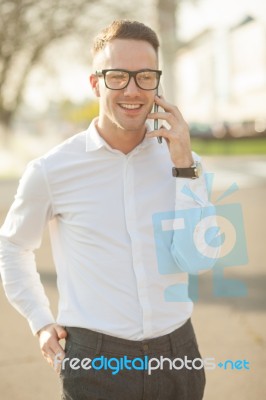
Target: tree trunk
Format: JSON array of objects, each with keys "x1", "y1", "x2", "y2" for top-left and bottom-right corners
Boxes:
[
  {"x1": 0, "y1": 108, "x2": 14, "y2": 146},
  {"x1": 156, "y1": 0, "x2": 179, "y2": 103}
]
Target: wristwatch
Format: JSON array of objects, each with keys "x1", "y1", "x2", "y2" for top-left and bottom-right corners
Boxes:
[{"x1": 172, "y1": 161, "x2": 202, "y2": 179}]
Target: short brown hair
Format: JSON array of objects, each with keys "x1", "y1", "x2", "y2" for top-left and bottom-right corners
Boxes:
[{"x1": 92, "y1": 20, "x2": 160, "y2": 56}]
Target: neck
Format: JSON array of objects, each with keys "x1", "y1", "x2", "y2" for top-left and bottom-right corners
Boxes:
[{"x1": 96, "y1": 120, "x2": 146, "y2": 154}]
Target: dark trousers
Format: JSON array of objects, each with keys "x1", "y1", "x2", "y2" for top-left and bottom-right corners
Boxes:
[{"x1": 60, "y1": 319, "x2": 205, "y2": 400}]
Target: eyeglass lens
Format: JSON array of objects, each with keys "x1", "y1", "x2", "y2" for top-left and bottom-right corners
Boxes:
[{"x1": 104, "y1": 70, "x2": 160, "y2": 90}]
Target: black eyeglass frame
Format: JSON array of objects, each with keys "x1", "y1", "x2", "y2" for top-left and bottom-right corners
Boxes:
[{"x1": 95, "y1": 69, "x2": 162, "y2": 91}]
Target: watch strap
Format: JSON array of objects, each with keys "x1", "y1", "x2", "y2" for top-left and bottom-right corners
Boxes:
[{"x1": 172, "y1": 162, "x2": 201, "y2": 179}]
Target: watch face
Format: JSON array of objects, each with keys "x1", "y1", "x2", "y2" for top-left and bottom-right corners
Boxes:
[
  {"x1": 194, "y1": 162, "x2": 202, "y2": 178},
  {"x1": 172, "y1": 168, "x2": 179, "y2": 177}
]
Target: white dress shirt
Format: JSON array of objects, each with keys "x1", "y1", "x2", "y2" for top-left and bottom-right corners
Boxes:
[{"x1": 0, "y1": 119, "x2": 217, "y2": 337}]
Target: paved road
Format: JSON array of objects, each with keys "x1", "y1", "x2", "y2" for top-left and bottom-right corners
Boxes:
[{"x1": 0, "y1": 155, "x2": 265, "y2": 400}]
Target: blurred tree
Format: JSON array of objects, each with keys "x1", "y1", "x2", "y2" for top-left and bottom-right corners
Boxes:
[
  {"x1": 0, "y1": 0, "x2": 149, "y2": 133},
  {"x1": 0, "y1": 0, "x2": 193, "y2": 135},
  {"x1": 156, "y1": 0, "x2": 179, "y2": 103},
  {"x1": 61, "y1": 99, "x2": 99, "y2": 127},
  {"x1": 156, "y1": 0, "x2": 200, "y2": 103}
]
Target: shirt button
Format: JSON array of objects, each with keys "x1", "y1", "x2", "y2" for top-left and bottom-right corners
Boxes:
[{"x1": 143, "y1": 344, "x2": 149, "y2": 352}]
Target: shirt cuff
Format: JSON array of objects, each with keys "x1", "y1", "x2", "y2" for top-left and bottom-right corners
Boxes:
[
  {"x1": 174, "y1": 153, "x2": 210, "y2": 209},
  {"x1": 28, "y1": 308, "x2": 56, "y2": 336}
]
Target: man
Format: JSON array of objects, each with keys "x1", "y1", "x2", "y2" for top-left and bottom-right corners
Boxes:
[{"x1": 0, "y1": 20, "x2": 218, "y2": 399}]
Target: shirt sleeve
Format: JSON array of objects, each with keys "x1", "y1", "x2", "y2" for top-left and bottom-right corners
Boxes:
[
  {"x1": 170, "y1": 152, "x2": 220, "y2": 274},
  {"x1": 0, "y1": 159, "x2": 56, "y2": 335}
]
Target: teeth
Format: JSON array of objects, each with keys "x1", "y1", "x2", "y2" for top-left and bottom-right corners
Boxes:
[{"x1": 120, "y1": 104, "x2": 141, "y2": 109}]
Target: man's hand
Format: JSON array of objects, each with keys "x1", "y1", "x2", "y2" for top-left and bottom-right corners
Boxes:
[
  {"x1": 37, "y1": 323, "x2": 67, "y2": 373},
  {"x1": 146, "y1": 95, "x2": 194, "y2": 167}
]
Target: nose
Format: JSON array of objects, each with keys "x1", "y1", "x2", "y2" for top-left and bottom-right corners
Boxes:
[{"x1": 123, "y1": 76, "x2": 140, "y2": 96}]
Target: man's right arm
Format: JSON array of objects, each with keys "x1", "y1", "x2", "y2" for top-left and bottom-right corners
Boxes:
[{"x1": 0, "y1": 159, "x2": 55, "y2": 334}]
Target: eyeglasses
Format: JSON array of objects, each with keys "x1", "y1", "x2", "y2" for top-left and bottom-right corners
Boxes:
[{"x1": 95, "y1": 69, "x2": 162, "y2": 91}]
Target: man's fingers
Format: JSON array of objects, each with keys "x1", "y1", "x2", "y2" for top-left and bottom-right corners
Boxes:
[
  {"x1": 42, "y1": 341, "x2": 66, "y2": 361},
  {"x1": 38, "y1": 323, "x2": 67, "y2": 371},
  {"x1": 154, "y1": 95, "x2": 181, "y2": 115},
  {"x1": 55, "y1": 325, "x2": 68, "y2": 340},
  {"x1": 42, "y1": 346, "x2": 65, "y2": 372},
  {"x1": 153, "y1": 95, "x2": 188, "y2": 127},
  {"x1": 51, "y1": 349, "x2": 66, "y2": 374}
]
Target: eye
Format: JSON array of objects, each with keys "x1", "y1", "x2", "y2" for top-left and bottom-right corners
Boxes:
[
  {"x1": 108, "y1": 71, "x2": 128, "y2": 81},
  {"x1": 138, "y1": 72, "x2": 154, "y2": 81}
]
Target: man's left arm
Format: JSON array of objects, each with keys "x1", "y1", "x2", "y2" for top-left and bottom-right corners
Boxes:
[{"x1": 147, "y1": 95, "x2": 220, "y2": 274}]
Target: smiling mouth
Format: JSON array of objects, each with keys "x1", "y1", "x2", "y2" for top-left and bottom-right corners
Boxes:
[{"x1": 119, "y1": 104, "x2": 143, "y2": 110}]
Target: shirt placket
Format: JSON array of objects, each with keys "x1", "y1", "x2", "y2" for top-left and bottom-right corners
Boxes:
[{"x1": 123, "y1": 152, "x2": 153, "y2": 338}]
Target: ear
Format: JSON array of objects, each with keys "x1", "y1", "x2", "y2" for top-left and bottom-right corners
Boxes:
[{"x1": 89, "y1": 74, "x2": 100, "y2": 97}]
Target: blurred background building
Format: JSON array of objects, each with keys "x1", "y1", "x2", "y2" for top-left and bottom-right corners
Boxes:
[{"x1": 175, "y1": 0, "x2": 266, "y2": 138}]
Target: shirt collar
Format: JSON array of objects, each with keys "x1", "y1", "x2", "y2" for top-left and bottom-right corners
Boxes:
[
  {"x1": 86, "y1": 118, "x2": 107, "y2": 152},
  {"x1": 85, "y1": 118, "x2": 154, "y2": 153}
]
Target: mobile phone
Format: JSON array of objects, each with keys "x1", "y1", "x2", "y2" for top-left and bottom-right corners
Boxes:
[{"x1": 154, "y1": 89, "x2": 162, "y2": 143}]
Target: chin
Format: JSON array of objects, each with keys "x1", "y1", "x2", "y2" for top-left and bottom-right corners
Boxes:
[{"x1": 118, "y1": 119, "x2": 147, "y2": 133}]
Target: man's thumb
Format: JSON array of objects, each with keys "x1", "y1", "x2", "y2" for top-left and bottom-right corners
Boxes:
[{"x1": 55, "y1": 325, "x2": 67, "y2": 339}]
